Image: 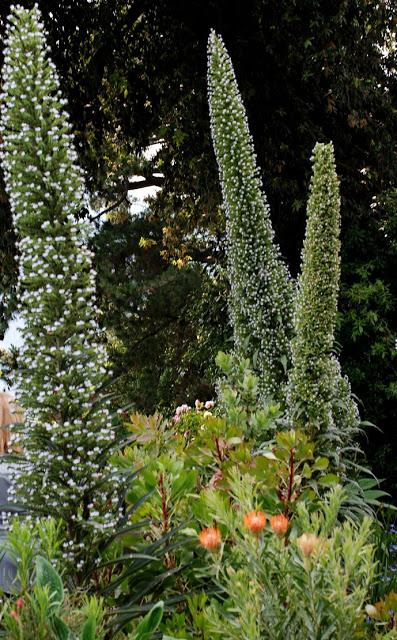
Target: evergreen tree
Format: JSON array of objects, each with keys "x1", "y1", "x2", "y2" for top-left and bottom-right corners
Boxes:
[
  {"x1": 0, "y1": 5, "x2": 121, "y2": 573},
  {"x1": 207, "y1": 31, "x2": 293, "y2": 400},
  {"x1": 287, "y1": 143, "x2": 359, "y2": 446}
]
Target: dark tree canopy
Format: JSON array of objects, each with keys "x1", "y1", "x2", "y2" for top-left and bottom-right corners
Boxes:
[{"x1": 1, "y1": 1, "x2": 397, "y2": 487}]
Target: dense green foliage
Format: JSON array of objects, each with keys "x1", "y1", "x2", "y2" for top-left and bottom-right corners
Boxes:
[
  {"x1": 1, "y1": 0, "x2": 395, "y2": 486},
  {"x1": 0, "y1": 4, "x2": 396, "y2": 488},
  {"x1": 94, "y1": 214, "x2": 228, "y2": 412},
  {"x1": 202, "y1": 485, "x2": 375, "y2": 639},
  {"x1": 2, "y1": 5, "x2": 397, "y2": 638},
  {"x1": 0, "y1": 520, "x2": 166, "y2": 640}
]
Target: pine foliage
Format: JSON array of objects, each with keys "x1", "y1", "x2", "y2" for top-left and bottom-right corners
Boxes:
[
  {"x1": 0, "y1": 5, "x2": 121, "y2": 572},
  {"x1": 207, "y1": 30, "x2": 293, "y2": 400}
]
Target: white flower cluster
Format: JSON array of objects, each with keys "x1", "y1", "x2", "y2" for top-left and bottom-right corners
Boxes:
[
  {"x1": 287, "y1": 143, "x2": 359, "y2": 441},
  {"x1": 0, "y1": 5, "x2": 122, "y2": 570},
  {"x1": 207, "y1": 31, "x2": 293, "y2": 400}
]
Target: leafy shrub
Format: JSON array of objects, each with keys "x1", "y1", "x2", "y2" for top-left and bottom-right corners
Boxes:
[
  {"x1": 216, "y1": 351, "x2": 281, "y2": 441},
  {"x1": 198, "y1": 484, "x2": 375, "y2": 639},
  {"x1": 112, "y1": 388, "x2": 363, "y2": 635},
  {"x1": 0, "y1": 520, "x2": 106, "y2": 639},
  {"x1": 0, "y1": 519, "x2": 172, "y2": 640}
]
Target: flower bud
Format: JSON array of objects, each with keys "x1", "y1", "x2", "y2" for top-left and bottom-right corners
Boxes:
[
  {"x1": 244, "y1": 510, "x2": 266, "y2": 534},
  {"x1": 270, "y1": 514, "x2": 289, "y2": 537},
  {"x1": 198, "y1": 526, "x2": 222, "y2": 550},
  {"x1": 297, "y1": 532, "x2": 320, "y2": 557}
]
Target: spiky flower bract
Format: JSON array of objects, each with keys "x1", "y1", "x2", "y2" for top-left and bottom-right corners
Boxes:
[
  {"x1": 207, "y1": 30, "x2": 293, "y2": 401},
  {"x1": 0, "y1": 5, "x2": 122, "y2": 574},
  {"x1": 287, "y1": 142, "x2": 359, "y2": 445}
]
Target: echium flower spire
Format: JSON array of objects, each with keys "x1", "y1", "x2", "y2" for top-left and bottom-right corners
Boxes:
[
  {"x1": 207, "y1": 30, "x2": 293, "y2": 400},
  {"x1": 287, "y1": 143, "x2": 359, "y2": 442},
  {"x1": 0, "y1": 5, "x2": 121, "y2": 573}
]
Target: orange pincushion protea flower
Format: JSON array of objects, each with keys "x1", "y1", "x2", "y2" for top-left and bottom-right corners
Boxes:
[
  {"x1": 244, "y1": 510, "x2": 266, "y2": 534},
  {"x1": 198, "y1": 526, "x2": 222, "y2": 550},
  {"x1": 270, "y1": 514, "x2": 289, "y2": 537}
]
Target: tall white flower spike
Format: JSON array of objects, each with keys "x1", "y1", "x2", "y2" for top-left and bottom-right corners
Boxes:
[
  {"x1": 287, "y1": 142, "x2": 359, "y2": 446},
  {"x1": 207, "y1": 30, "x2": 293, "y2": 401},
  {"x1": 0, "y1": 4, "x2": 121, "y2": 573}
]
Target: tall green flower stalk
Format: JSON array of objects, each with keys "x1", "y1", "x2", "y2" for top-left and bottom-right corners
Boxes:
[
  {"x1": 0, "y1": 6, "x2": 121, "y2": 573},
  {"x1": 207, "y1": 31, "x2": 293, "y2": 400},
  {"x1": 287, "y1": 143, "x2": 359, "y2": 443}
]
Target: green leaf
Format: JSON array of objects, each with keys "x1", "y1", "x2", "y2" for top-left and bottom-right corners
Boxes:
[
  {"x1": 358, "y1": 477, "x2": 382, "y2": 490},
  {"x1": 35, "y1": 556, "x2": 64, "y2": 613},
  {"x1": 302, "y1": 462, "x2": 312, "y2": 479},
  {"x1": 312, "y1": 457, "x2": 329, "y2": 472},
  {"x1": 131, "y1": 601, "x2": 164, "y2": 639},
  {"x1": 80, "y1": 615, "x2": 97, "y2": 640},
  {"x1": 172, "y1": 470, "x2": 196, "y2": 497},
  {"x1": 318, "y1": 473, "x2": 340, "y2": 486},
  {"x1": 51, "y1": 615, "x2": 71, "y2": 640},
  {"x1": 261, "y1": 450, "x2": 277, "y2": 460},
  {"x1": 359, "y1": 421, "x2": 377, "y2": 429},
  {"x1": 362, "y1": 489, "x2": 389, "y2": 500}
]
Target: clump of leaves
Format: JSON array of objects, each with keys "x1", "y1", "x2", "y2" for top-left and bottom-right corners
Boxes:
[
  {"x1": 216, "y1": 351, "x2": 281, "y2": 441},
  {"x1": 0, "y1": 520, "x2": 106, "y2": 640}
]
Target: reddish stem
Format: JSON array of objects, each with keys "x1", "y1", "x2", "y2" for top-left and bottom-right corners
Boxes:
[
  {"x1": 92, "y1": 569, "x2": 100, "y2": 593},
  {"x1": 158, "y1": 472, "x2": 169, "y2": 533},
  {"x1": 284, "y1": 447, "x2": 295, "y2": 517},
  {"x1": 158, "y1": 472, "x2": 176, "y2": 569},
  {"x1": 214, "y1": 436, "x2": 224, "y2": 463}
]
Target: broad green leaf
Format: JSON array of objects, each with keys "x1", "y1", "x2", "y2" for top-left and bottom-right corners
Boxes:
[
  {"x1": 35, "y1": 556, "x2": 64, "y2": 613},
  {"x1": 318, "y1": 473, "x2": 340, "y2": 486},
  {"x1": 131, "y1": 600, "x2": 164, "y2": 639},
  {"x1": 312, "y1": 457, "x2": 329, "y2": 472},
  {"x1": 302, "y1": 462, "x2": 312, "y2": 479},
  {"x1": 51, "y1": 615, "x2": 70, "y2": 640},
  {"x1": 81, "y1": 615, "x2": 96, "y2": 640}
]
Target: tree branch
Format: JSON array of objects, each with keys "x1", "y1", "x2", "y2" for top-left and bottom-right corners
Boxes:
[
  {"x1": 88, "y1": 174, "x2": 164, "y2": 222},
  {"x1": 90, "y1": 194, "x2": 128, "y2": 222},
  {"x1": 126, "y1": 176, "x2": 164, "y2": 191},
  {"x1": 125, "y1": 318, "x2": 179, "y2": 354}
]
